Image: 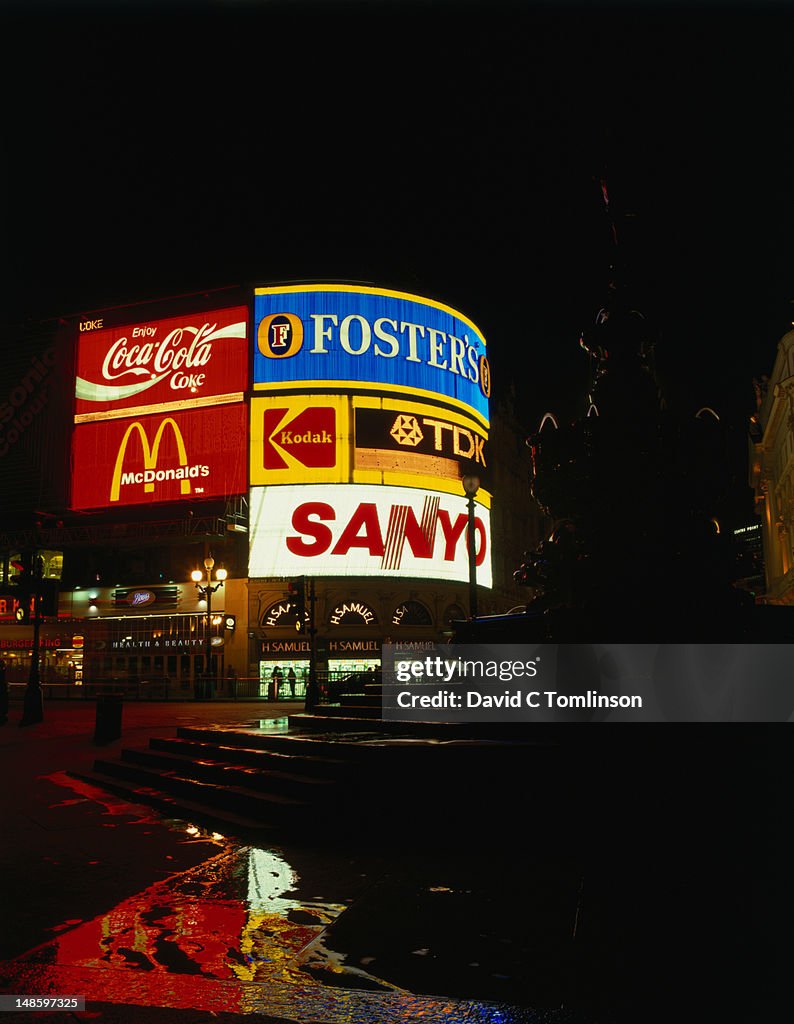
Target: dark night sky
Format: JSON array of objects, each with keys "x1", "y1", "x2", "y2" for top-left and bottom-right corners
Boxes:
[{"x1": 3, "y1": 0, "x2": 793, "y2": 434}]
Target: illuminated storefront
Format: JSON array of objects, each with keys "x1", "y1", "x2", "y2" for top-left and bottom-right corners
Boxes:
[
  {"x1": 0, "y1": 630, "x2": 81, "y2": 684},
  {"x1": 63, "y1": 580, "x2": 244, "y2": 693}
]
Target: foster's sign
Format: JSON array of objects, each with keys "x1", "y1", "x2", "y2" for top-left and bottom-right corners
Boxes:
[{"x1": 253, "y1": 286, "x2": 490, "y2": 427}]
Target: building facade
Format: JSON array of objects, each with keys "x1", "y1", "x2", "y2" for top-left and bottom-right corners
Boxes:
[
  {"x1": 750, "y1": 328, "x2": 794, "y2": 603},
  {"x1": 0, "y1": 284, "x2": 540, "y2": 697}
]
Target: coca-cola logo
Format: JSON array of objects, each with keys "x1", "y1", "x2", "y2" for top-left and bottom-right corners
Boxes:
[
  {"x1": 101, "y1": 324, "x2": 214, "y2": 383},
  {"x1": 75, "y1": 316, "x2": 247, "y2": 404}
]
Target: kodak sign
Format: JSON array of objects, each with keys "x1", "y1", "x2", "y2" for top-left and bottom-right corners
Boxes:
[
  {"x1": 71, "y1": 405, "x2": 248, "y2": 509},
  {"x1": 263, "y1": 407, "x2": 336, "y2": 469},
  {"x1": 250, "y1": 395, "x2": 350, "y2": 485},
  {"x1": 249, "y1": 483, "x2": 492, "y2": 586}
]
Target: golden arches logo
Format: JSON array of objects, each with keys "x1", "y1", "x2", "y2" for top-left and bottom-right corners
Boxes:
[{"x1": 110, "y1": 418, "x2": 191, "y2": 502}]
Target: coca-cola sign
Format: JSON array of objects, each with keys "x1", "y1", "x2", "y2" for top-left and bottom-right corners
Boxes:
[{"x1": 74, "y1": 305, "x2": 248, "y2": 421}]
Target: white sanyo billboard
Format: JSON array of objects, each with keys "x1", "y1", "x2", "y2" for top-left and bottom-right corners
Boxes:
[{"x1": 249, "y1": 483, "x2": 492, "y2": 586}]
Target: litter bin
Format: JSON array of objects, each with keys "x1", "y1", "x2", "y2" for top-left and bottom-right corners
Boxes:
[{"x1": 94, "y1": 693, "x2": 123, "y2": 743}]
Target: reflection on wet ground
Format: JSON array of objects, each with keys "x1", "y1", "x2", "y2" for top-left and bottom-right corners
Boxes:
[
  {"x1": 0, "y1": 720, "x2": 596, "y2": 1022},
  {"x1": 1, "y1": 808, "x2": 586, "y2": 1022}
]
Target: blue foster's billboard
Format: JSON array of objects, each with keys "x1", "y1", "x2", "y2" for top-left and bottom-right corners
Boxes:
[{"x1": 253, "y1": 285, "x2": 490, "y2": 428}]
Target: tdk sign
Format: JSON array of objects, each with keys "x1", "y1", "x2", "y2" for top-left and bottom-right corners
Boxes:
[{"x1": 254, "y1": 285, "x2": 490, "y2": 426}]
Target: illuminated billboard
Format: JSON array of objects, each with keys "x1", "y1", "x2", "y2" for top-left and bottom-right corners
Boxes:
[
  {"x1": 74, "y1": 306, "x2": 248, "y2": 422},
  {"x1": 249, "y1": 483, "x2": 492, "y2": 586},
  {"x1": 249, "y1": 395, "x2": 351, "y2": 486},
  {"x1": 250, "y1": 394, "x2": 490, "y2": 496},
  {"x1": 352, "y1": 396, "x2": 490, "y2": 493},
  {"x1": 253, "y1": 285, "x2": 490, "y2": 427},
  {"x1": 71, "y1": 405, "x2": 247, "y2": 509}
]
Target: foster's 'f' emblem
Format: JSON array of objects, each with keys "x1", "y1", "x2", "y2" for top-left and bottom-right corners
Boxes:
[{"x1": 258, "y1": 313, "x2": 304, "y2": 359}]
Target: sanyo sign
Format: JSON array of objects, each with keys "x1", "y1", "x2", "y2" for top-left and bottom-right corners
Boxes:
[
  {"x1": 248, "y1": 484, "x2": 492, "y2": 586},
  {"x1": 253, "y1": 285, "x2": 490, "y2": 428}
]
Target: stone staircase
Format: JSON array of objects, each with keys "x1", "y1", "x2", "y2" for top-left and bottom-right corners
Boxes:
[
  {"x1": 315, "y1": 677, "x2": 383, "y2": 718},
  {"x1": 73, "y1": 707, "x2": 557, "y2": 839}
]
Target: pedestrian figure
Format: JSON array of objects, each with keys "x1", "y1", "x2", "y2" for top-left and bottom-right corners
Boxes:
[
  {"x1": 287, "y1": 666, "x2": 296, "y2": 697},
  {"x1": 271, "y1": 665, "x2": 283, "y2": 700}
]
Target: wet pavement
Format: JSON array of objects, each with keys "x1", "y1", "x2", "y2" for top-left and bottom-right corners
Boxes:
[
  {"x1": 0, "y1": 700, "x2": 598, "y2": 1024},
  {"x1": 0, "y1": 700, "x2": 783, "y2": 1022}
]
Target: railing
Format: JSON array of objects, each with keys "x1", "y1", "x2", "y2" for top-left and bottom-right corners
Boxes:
[
  {"x1": 8, "y1": 677, "x2": 307, "y2": 702},
  {"x1": 6, "y1": 670, "x2": 381, "y2": 703}
]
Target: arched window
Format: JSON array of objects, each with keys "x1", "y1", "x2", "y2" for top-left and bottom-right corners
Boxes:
[
  {"x1": 391, "y1": 600, "x2": 432, "y2": 627},
  {"x1": 443, "y1": 603, "x2": 467, "y2": 628},
  {"x1": 260, "y1": 600, "x2": 300, "y2": 628},
  {"x1": 328, "y1": 601, "x2": 378, "y2": 626}
]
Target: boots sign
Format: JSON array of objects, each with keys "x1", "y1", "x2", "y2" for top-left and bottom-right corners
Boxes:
[{"x1": 249, "y1": 484, "x2": 492, "y2": 586}]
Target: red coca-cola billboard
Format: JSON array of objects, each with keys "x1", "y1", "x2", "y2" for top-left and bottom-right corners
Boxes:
[
  {"x1": 74, "y1": 306, "x2": 248, "y2": 420},
  {"x1": 71, "y1": 405, "x2": 247, "y2": 509}
]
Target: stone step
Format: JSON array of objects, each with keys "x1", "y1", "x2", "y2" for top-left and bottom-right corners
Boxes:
[
  {"x1": 288, "y1": 711, "x2": 560, "y2": 741},
  {"x1": 149, "y1": 735, "x2": 352, "y2": 777},
  {"x1": 313, "y1": 703, "x2": 383, "y2": 718},
  {"x1": 121, "y1": 746, "x2": 339, "y2": 799},
  {"x1": 338, "y1": 693, "x2": 382, "y2": 707},
  {"x1": 93, "y1": 757, "x2": 308, "y2": 823},
  {"x1": 175, "y1": 725, "x2": 391, "y2": 759},
  {"x1": 68, "y1": 769, "x2": 276, "y2": 836}
]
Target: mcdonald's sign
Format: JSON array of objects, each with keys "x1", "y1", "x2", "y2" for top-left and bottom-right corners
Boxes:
[{"x1": 71, "y1": 405, "x2": 247, "y2": 509}]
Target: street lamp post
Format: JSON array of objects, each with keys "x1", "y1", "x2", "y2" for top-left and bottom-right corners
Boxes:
[
  {"x1": 20, "y1": 555, "x2": 44, "y2": 727},
  {"x1": 462, "y1": 473, "x2": 481, "y2": 620},
  {"x1": 191, "y1": 556, "x2": 226, "y2": 700}
]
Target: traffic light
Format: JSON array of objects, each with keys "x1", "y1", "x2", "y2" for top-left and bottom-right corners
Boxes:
[
  {"x1": 287, "y1": 577, "x2": 306, "y2": 633},
  {"x1": 14, "y1": 597, "x2": 32, "y2": 624},
  {"x1": 10, "y1": 553, "x2": 31, "y2": 621}
]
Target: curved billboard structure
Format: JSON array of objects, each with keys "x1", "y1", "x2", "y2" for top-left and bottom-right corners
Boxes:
[
  {"x1": 254, "y1": 285, "x2": 490, "y2": 429},
  {"x1": 250, "y1": 284, "x2": 491, "y2": 587}
]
